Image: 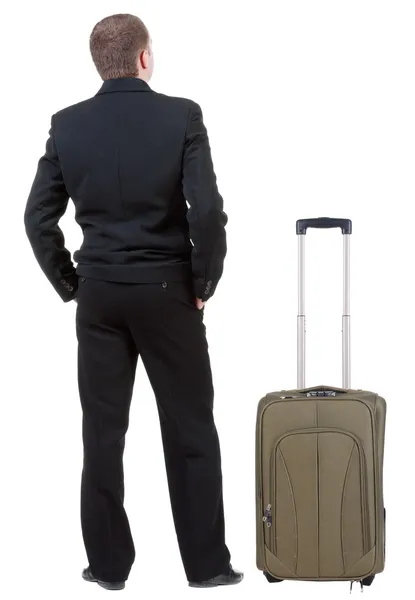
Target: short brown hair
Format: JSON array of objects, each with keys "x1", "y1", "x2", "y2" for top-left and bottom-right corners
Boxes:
[{"x1": 90, "y1": 14, "x2": 149, "y2": 80}]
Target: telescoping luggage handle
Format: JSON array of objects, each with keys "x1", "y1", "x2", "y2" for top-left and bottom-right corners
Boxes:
[{"x1": 296, "y1": 217, "x2": 352, "y2": 391}]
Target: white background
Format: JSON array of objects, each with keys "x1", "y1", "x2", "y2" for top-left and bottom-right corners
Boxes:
[{"x1": 1, "y1": 0, "x2": 414, "y2": 598}]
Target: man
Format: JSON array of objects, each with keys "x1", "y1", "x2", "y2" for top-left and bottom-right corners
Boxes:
[{"x1": 24, "y1": 13, "x2": 242, "y2": 591}]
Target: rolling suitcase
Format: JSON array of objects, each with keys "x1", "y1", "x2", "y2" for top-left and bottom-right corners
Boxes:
[{"x1": 255, "y1": 218, "x2": 386, "y2": 590}]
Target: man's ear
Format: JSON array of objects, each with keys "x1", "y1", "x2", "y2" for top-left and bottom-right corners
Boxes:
[{"x1": 139, "y1": 49, "x2": 149, "y2": 70}]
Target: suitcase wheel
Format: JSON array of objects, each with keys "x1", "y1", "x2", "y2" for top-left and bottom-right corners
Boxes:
[
  {"x1": 361, "y1": 575, "x2": 375, "y2": 587},
  {"x1": 263, "y1": 571, "x2": 283, "y2": 583}
]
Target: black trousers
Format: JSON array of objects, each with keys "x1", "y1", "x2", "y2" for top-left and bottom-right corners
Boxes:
[{"x1": 75, "y1": 277, "x2": 230, "y2": 583}]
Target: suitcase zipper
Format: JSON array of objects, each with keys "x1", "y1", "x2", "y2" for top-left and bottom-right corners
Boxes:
[
  {"x1": 360, "y1": 452, "x2": 370, "y2": 555},
  {"x1": 262, "y1": 504, "x2": 272, "y2": 528},
  {"x1": 262, "y1": 504, "x2": 272, "y2": 527},
  {"x1": 262, "y1": 504, "x2": 273, "y2": 551},
  {"x1": 268, "y1": 452, "x2": 278, "y2": 556}
]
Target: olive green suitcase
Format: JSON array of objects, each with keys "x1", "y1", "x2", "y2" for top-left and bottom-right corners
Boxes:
[{"x1": 256, "y1": 218, "x2": 386, "y2": 590}]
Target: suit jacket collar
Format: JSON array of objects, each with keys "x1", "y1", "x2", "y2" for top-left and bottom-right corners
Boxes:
[{"x1": 96, "y1": 77, "x2": 152, "y2": 95}]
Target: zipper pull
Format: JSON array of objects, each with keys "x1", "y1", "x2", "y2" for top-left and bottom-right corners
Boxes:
[{"x1": 262, "y1": 504, "x2": 272, "y2": 527}]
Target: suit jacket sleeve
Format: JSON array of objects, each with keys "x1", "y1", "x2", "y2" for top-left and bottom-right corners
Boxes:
[
  {"x1": 24, "y1": 115, "x2": 78, "y2": 302},
  {"x1": 182, "y1": 102, "x2": 228, "y2": 301}
]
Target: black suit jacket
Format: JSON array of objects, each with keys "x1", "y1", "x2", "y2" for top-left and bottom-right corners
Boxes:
[{"x1": 24, "y1": 77, "x2": 227, "y2": 302}]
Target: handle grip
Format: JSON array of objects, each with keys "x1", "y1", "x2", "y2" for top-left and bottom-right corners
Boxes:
[{"x1": 296, "y1": 217, "x2": 352, "y2": 235}]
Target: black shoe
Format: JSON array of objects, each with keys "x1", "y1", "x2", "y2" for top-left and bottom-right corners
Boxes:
[
  {"x1": 188, "y1": 564, "x2": 244, "y2": 588},
  {"x1": 82, "y1": 566, "x2": 125, "y2": 590}
]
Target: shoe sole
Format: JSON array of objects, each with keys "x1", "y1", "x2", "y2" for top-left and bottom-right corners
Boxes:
[{"x1": 82, "y1": 573, "x2": 125, "y2": 590}]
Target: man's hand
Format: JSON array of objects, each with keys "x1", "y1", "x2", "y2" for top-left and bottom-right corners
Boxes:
[{"x1": 195, "y1": 297, "x2": 206, "y2": 310}]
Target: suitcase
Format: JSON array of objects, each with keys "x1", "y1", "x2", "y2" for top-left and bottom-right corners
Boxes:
[{"x1": 255, "y1": 218, "x2": 386, "y2": 590}]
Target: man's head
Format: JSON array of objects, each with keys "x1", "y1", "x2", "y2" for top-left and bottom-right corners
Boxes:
[{"x1": 90, "y1": 14, "x2": 153, "y2": 81}]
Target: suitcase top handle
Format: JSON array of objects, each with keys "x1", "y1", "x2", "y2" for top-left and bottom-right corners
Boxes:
[
  {"x1": 296, "y1": 217, "x2": 352, "y2": 235},
  {"x1": 306, "y1": 390, "x2": 345, "y2": 397},
  {"x1": 299, "y1": 385, "x2": 349, "y2": 397}
]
